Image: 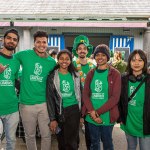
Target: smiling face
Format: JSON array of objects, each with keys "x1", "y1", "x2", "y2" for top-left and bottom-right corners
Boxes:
[
  {"x1": 34, "y1": 37, "x2": 48, "y2": 55},
  {"x1": 58, "y1": 53, "x2": 71, "y2": 70},
  {"x1": 95, "y1": 52, "x2": 108, "y2": 69},
  {"x1": 3, "y1": 33, "x2": 19, "y2": 51},
  {"x1": 130, "y1": 53, "x2": 144, "y2": 75},
  {"x1": 76, "y1": 44, "x2": 88, "y2": 59}
]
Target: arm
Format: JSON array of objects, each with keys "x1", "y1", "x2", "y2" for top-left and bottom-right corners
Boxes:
[
  {"x1": 118, "y1": 74, "x2": 128, "y2": 123},
  {"x1": 14, "y1": 58, "x2": 21, "y2": 92},
  {"x1": 15, "y1": 79, "x2": 20, "y2": 95},
  {"x1": 82, "y1": 69, "x2": 104, "y2": 123},
  {"x1": 14, "y1": 51, "x2": 22, "y2": 63},
  {"x1": 46, "y1": 74, "x2": 57, "y2": 121},
  {"x1": 82, "y1": 72, "x2": 102, "y2": 123},
  {"x1": 96, "y1": 70, "x2": 121, "y2": 115}
]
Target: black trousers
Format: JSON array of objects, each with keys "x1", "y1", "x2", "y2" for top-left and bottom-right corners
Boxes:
[
  {"x1": 57, "y1": 104, "x2": 80, "y2": 150},
  {"x1": 84, "y1": 120, "x2": 91, "y2": 150}
]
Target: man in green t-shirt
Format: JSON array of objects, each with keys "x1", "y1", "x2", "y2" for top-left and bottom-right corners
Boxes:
[
  {"x1": 72, "y1": 35, "x2": 95, "y2": 150},
  {"x1": 0, "y1": 29, "x2": 20, "y2": 150},
  {"x1": 14, "y1": 31, "x2": 56, "y2": 150}
]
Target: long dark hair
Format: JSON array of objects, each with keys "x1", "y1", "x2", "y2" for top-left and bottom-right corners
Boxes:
[
  {"x1": 127, "y1": 49, "x2": 147, "y2": 75},
  {"x1": 54, "y1": 49, "x2": 78, "y2": 77}
]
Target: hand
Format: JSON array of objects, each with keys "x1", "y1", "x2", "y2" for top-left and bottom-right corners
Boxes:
[
  {"x1": 88, "y1": 110, "x2": 98, "y2": 120},
  {"x1": 93, "y1": 117, "x2": 103, "y2": 124},
  {"x1": 80, "y1": 117, "x2": 84, "y2": 127},
  {"x1": 80, "y1": 117, "x2": 84, "y2": 124},
  {"x1": 88, "y1": 110, "x2": 103, "y2": 124},
  {"x1": 50, "y1": 121, "x2": 58, "y2": 134},
  {"x1": 0, "y1": 64, "x2": 8, "y2": 73}
]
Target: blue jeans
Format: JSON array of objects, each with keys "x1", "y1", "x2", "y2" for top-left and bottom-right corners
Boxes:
[
  {"x1": 0, "y1": 111, "x2": 19, "y2": 150},
  {"x1": 125, "y1": 133, "x2": 150, "y2": 150},
  {"x1": 88, "y1": 122, "x2": 114, "y2": 150}
]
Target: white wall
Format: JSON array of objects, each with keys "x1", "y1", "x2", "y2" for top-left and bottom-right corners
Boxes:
[{"x1": 1, "y1": 26, "x2": 144, "y2": 51}]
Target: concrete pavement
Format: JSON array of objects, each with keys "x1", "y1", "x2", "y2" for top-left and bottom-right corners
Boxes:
[{"x1": 1, "y1": 124, "x2": 136, "y2": 150}]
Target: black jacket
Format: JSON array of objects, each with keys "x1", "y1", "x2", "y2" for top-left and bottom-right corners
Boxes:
[
  {"x1": 119, "y1": 73, "x2": 150, "y2": 135},
  {"x1": 46, "y1": 69, "x2": 82, "y2": 122}
]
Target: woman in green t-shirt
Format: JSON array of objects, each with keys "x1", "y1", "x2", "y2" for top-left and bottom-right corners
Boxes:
[
  {"x1": 82, "y1": 44, "x2": 121, "y2": 150},
  {"x1": 46, "y1": 50, "x2": 82, "y2": 150},
  {"x1": 119, "y1": 49, "x2": 150, "y2": 150}
]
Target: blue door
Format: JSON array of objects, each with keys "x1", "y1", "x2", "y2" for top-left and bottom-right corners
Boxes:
[
  {"x1": 48, "y1": 35, "x2": 65, "y2": 51},
  {"x1": 109, "y1": 35, "x2": 134, "y2": 52}
]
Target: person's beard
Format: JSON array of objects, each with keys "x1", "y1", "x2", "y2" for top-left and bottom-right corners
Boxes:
[
  {"x1": 79, "y1": 56, "x2": 86, "y2": 59},
  {"x1": 4, "y1": 43, "x2": 16, "y2": 51},
  {"x1": 78, "y1": 53, "x2": 86, "y2": 59}
]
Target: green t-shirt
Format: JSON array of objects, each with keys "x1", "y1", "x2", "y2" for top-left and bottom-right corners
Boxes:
[
  {"x1": 14, "y1": 50, "x2": 56, "y2": 105},
  {"x1": 81, "y1": 64, "x2": 92, "y2": 76},
  {"x1": 121, "y1": 81, "x2": 149, "y2": 137},
  {"x1": 73, "y1": 60, "x2": 95, "y2": 87},
  {"x1": 59, "y1": 72, "x2": 78, "y2": 108},
  {"x1": 85, "y1": 69, "x2": 112, "y2": 126},
  {"x1": 0, "y1": 54, "x2": 20, "y2": 115}
]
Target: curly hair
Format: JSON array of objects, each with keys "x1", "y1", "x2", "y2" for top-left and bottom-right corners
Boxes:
[{"x1": 33, "y1": 30, "x2": 48, "y2": 42}]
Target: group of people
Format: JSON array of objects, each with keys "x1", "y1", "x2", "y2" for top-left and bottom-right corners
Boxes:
[
  {"x1": 0, "y1": 28, "x2": 150, "y2": 150},
  {"x1": 0, "y1": 29, "x2": 56, "y2": 150}
]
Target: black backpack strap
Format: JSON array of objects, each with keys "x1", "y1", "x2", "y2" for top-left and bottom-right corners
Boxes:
[{"x1": 128, "y1": 76, "x2": 147, "y2": 102}]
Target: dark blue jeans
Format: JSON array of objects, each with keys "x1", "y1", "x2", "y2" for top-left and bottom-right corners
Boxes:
[{"x1": 88, "y1": 122, "x2": 114, "y2": 150}]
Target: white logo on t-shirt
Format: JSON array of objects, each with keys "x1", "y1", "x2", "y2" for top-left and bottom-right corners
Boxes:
[
  {"x1": 34, "y1": 63, "x2": 42, "y2": 76},
  {"x1": 95, "y1": 80, "x2": 102, "y2": 92},
  {"x1": 4, "y1": 67, "x2": 11, "y2": 79},
  {"x1": 0, "y1": 67, "x2": 13, "y2": 86},
  {"x1": 92, "y1": 80, "x2": 104, "y2": 99},
  {"x1": 30, "y1": 63, "x2": 43, "y2": 82},
  {"x1": 62, "y1": 80, "x2": 70, "y2": 92}
]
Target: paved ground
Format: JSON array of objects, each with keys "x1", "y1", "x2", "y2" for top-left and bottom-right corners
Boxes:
[{"x1": 1, "y1": 124, "x2": 139, "y2": 150}]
